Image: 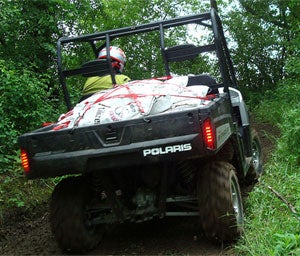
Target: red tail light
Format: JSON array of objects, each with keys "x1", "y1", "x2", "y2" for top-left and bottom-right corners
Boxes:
[
  {"x1": 20, "y1": 149, "x2": 30, "y2": 174},
  {"x1": 203, "y1": 118, "x2": 215, "y2": 150}
]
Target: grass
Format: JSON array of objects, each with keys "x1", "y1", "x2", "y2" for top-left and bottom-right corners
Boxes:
[
  {"x1": 1, "y1": 81, "x2": 299, "y2": 255},
  {"x1": 235, "y1": 155, "x2": 300, "y2": 255},
  {"x1": 234, "y1": 82, "x2": 300, "y2": 255},
  {"x1": 0, "y1": 164, "x2": 55, "y2": 225}
]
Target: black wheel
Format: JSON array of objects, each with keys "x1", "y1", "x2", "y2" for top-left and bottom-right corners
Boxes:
[
  {"x1": 49, "y1": 176, "x2": 105, "y2": 253},
  {"x1": 197, "y1": 161, "x2": 244, "y2": 242},
  {"x1": 245, "y1": 129, "x2": 263, "y2": 185}
]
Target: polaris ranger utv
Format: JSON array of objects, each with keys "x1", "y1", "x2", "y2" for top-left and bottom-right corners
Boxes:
[{"x1": 18, "y1": 8, "x2": 262, "y2": 253}]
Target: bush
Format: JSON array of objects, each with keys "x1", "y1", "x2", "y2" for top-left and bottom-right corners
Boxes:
[
  {"x1": 253, "y1": 80, "x2": 300, "y2": 164},
  {"x1": 235, "y1": 79, "x2": 300, "y2": 255},
  {"x1": 0, "y1": 59, "x2": 57, "y2": 172},
  {"x1": 278, "y1": 108, "x2": 300, "y2": 165},
  {"x1": 0, "y1": 59, "x2": 63, "y2": 219}
]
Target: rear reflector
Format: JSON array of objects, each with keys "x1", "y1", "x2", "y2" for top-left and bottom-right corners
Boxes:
[
  {"x1": 20, "y1": 149, "x2": 30, "y2": 174},
  {"x1": 203, "y1": 119, "x2": 215, "y2": 149}
]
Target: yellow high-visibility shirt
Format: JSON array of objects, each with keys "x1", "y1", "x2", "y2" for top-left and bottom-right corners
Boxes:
[{"x1": 82, "y1": 74, "x2": 131, "y2": 95}]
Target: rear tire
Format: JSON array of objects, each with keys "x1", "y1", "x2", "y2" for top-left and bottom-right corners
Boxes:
[
  {"x1": 50, "y1": 176, "x2": 105, "y2": 253},
  {"x1": 245, "y1": 129, "x2": 263, "y2": 185},
  {"x1": 197, "y1": 161, "x2": 244, "y2": 242}
]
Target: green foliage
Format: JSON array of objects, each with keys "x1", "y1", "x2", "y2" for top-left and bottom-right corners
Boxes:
[
  {"x1": 253, "y1": 80, "x2": 300, "y2": 165},
  {"x1": 235, "y1": 153, "x2": 300, "y2": 255},
  {"x1": 0, "y1": 0, "x2": 61, "y2": 72},
  {"x1": 273, "y1": 233, "x2": 300, "y2": 255},
  {"x1": 234, "y1": 81, "x2": 300, "y2": 256},
  {"x1": 55, "y1": 0, "x2": 216, "y2": 105},
  {"x1": 222, "y1": 0, "x2": 300, "y2": 92},
  {"x1": 0, "y1": 59, "x2": 58, "y2": 172},
  {"x1": 229, "y1": 2, "x2": 300, "y2": 253},
  {"x1": 57, "y1": 0, "x2": 210, "y2": 83},
  {"x1": 0, "y1": 0, "x2": 212, "y2": 215},
  {"x1": 278, "y1": 107, "x2": 300, "y2": 164},
  {"x1": 0, "y1": 172, "x2": 55, "y2": 219},
  {"x1": 0, "y1": 3, "x2": 299, "y2": 255}
]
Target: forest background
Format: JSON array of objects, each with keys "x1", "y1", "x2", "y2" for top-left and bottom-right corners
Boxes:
[{"x1": 0, "y1": 0, "x2": 299, "y2": 255}]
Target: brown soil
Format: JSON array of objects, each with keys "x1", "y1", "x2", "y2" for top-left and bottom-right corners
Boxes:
[{"x1": 0, "y1": 122, "x2": 279, "y2": 256}]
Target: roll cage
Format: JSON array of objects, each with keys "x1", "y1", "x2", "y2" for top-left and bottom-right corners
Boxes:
[{"x1": 57, "y1": 8, "x2": 238, "y2": 110}]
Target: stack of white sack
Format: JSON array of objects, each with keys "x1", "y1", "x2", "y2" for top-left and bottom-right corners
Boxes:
[{"x1": 53, "y1": 76, "x2": 213, "y2": 130}]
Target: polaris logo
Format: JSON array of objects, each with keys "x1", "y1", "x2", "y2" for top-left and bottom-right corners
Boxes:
[{"x1": 143, "y1": 143, "x2": 192, "y2": 156}]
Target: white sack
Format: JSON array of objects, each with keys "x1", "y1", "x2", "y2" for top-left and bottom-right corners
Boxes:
[{"x1": 53, "y1": 77, "x2": 212, "y2": 130}]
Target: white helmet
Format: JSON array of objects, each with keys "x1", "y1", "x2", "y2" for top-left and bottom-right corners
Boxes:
[{"x1": 98, "y1": 46, "x2": 126, "y2": 73}]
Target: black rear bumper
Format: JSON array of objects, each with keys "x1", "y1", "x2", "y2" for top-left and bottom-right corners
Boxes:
[{"x1": 18, "y1": 96, "x2": 233, "y2": 179}]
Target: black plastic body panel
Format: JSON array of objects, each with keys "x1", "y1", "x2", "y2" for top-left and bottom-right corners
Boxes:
[{"x1": 18, "y1": 94, "x2": 234, "y2": 179}]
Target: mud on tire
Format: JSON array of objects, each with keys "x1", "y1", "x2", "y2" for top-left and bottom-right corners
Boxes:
[
  {"x1": 49, "y1": 176, "x2": 105, "y2": 253},
  {"x1": 197, "y1": 161, "x2": 244, "y2": 242}
]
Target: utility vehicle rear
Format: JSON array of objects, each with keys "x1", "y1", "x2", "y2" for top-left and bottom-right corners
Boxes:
[{"x1": 19, "y1": 8, "x2": 262, "y2": 253}]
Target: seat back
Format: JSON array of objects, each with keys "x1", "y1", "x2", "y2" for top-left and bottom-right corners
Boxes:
[
  {"x1": 187, "y1": 74, "x2": 217, "y2": 86},
  {"x1": 62, "y1": 59, "x2": 111, "y2": 78},
  {"x1": 187, "y1": 74, "x2": 220, "y2": 94},
  {"x1": 164, "y1": 44, "x2": 216, "y2": 63}
]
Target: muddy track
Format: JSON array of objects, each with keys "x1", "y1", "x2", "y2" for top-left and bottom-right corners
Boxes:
[{"x1": 0, "y1": 122, "x2": 278, "y2": 255}]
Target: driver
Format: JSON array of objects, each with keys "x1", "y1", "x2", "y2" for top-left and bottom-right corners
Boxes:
[{"x1": 81, "y1": 46, "x2": 131, "y2": 101}]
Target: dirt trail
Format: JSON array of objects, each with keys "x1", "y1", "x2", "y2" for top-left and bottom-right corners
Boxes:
[
  {"x1": 0, "y1": 122, "x2": 278, "y2": 255},
  {"x1": 0, "y1": 214, "x2": 232, "y2": 255}
]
